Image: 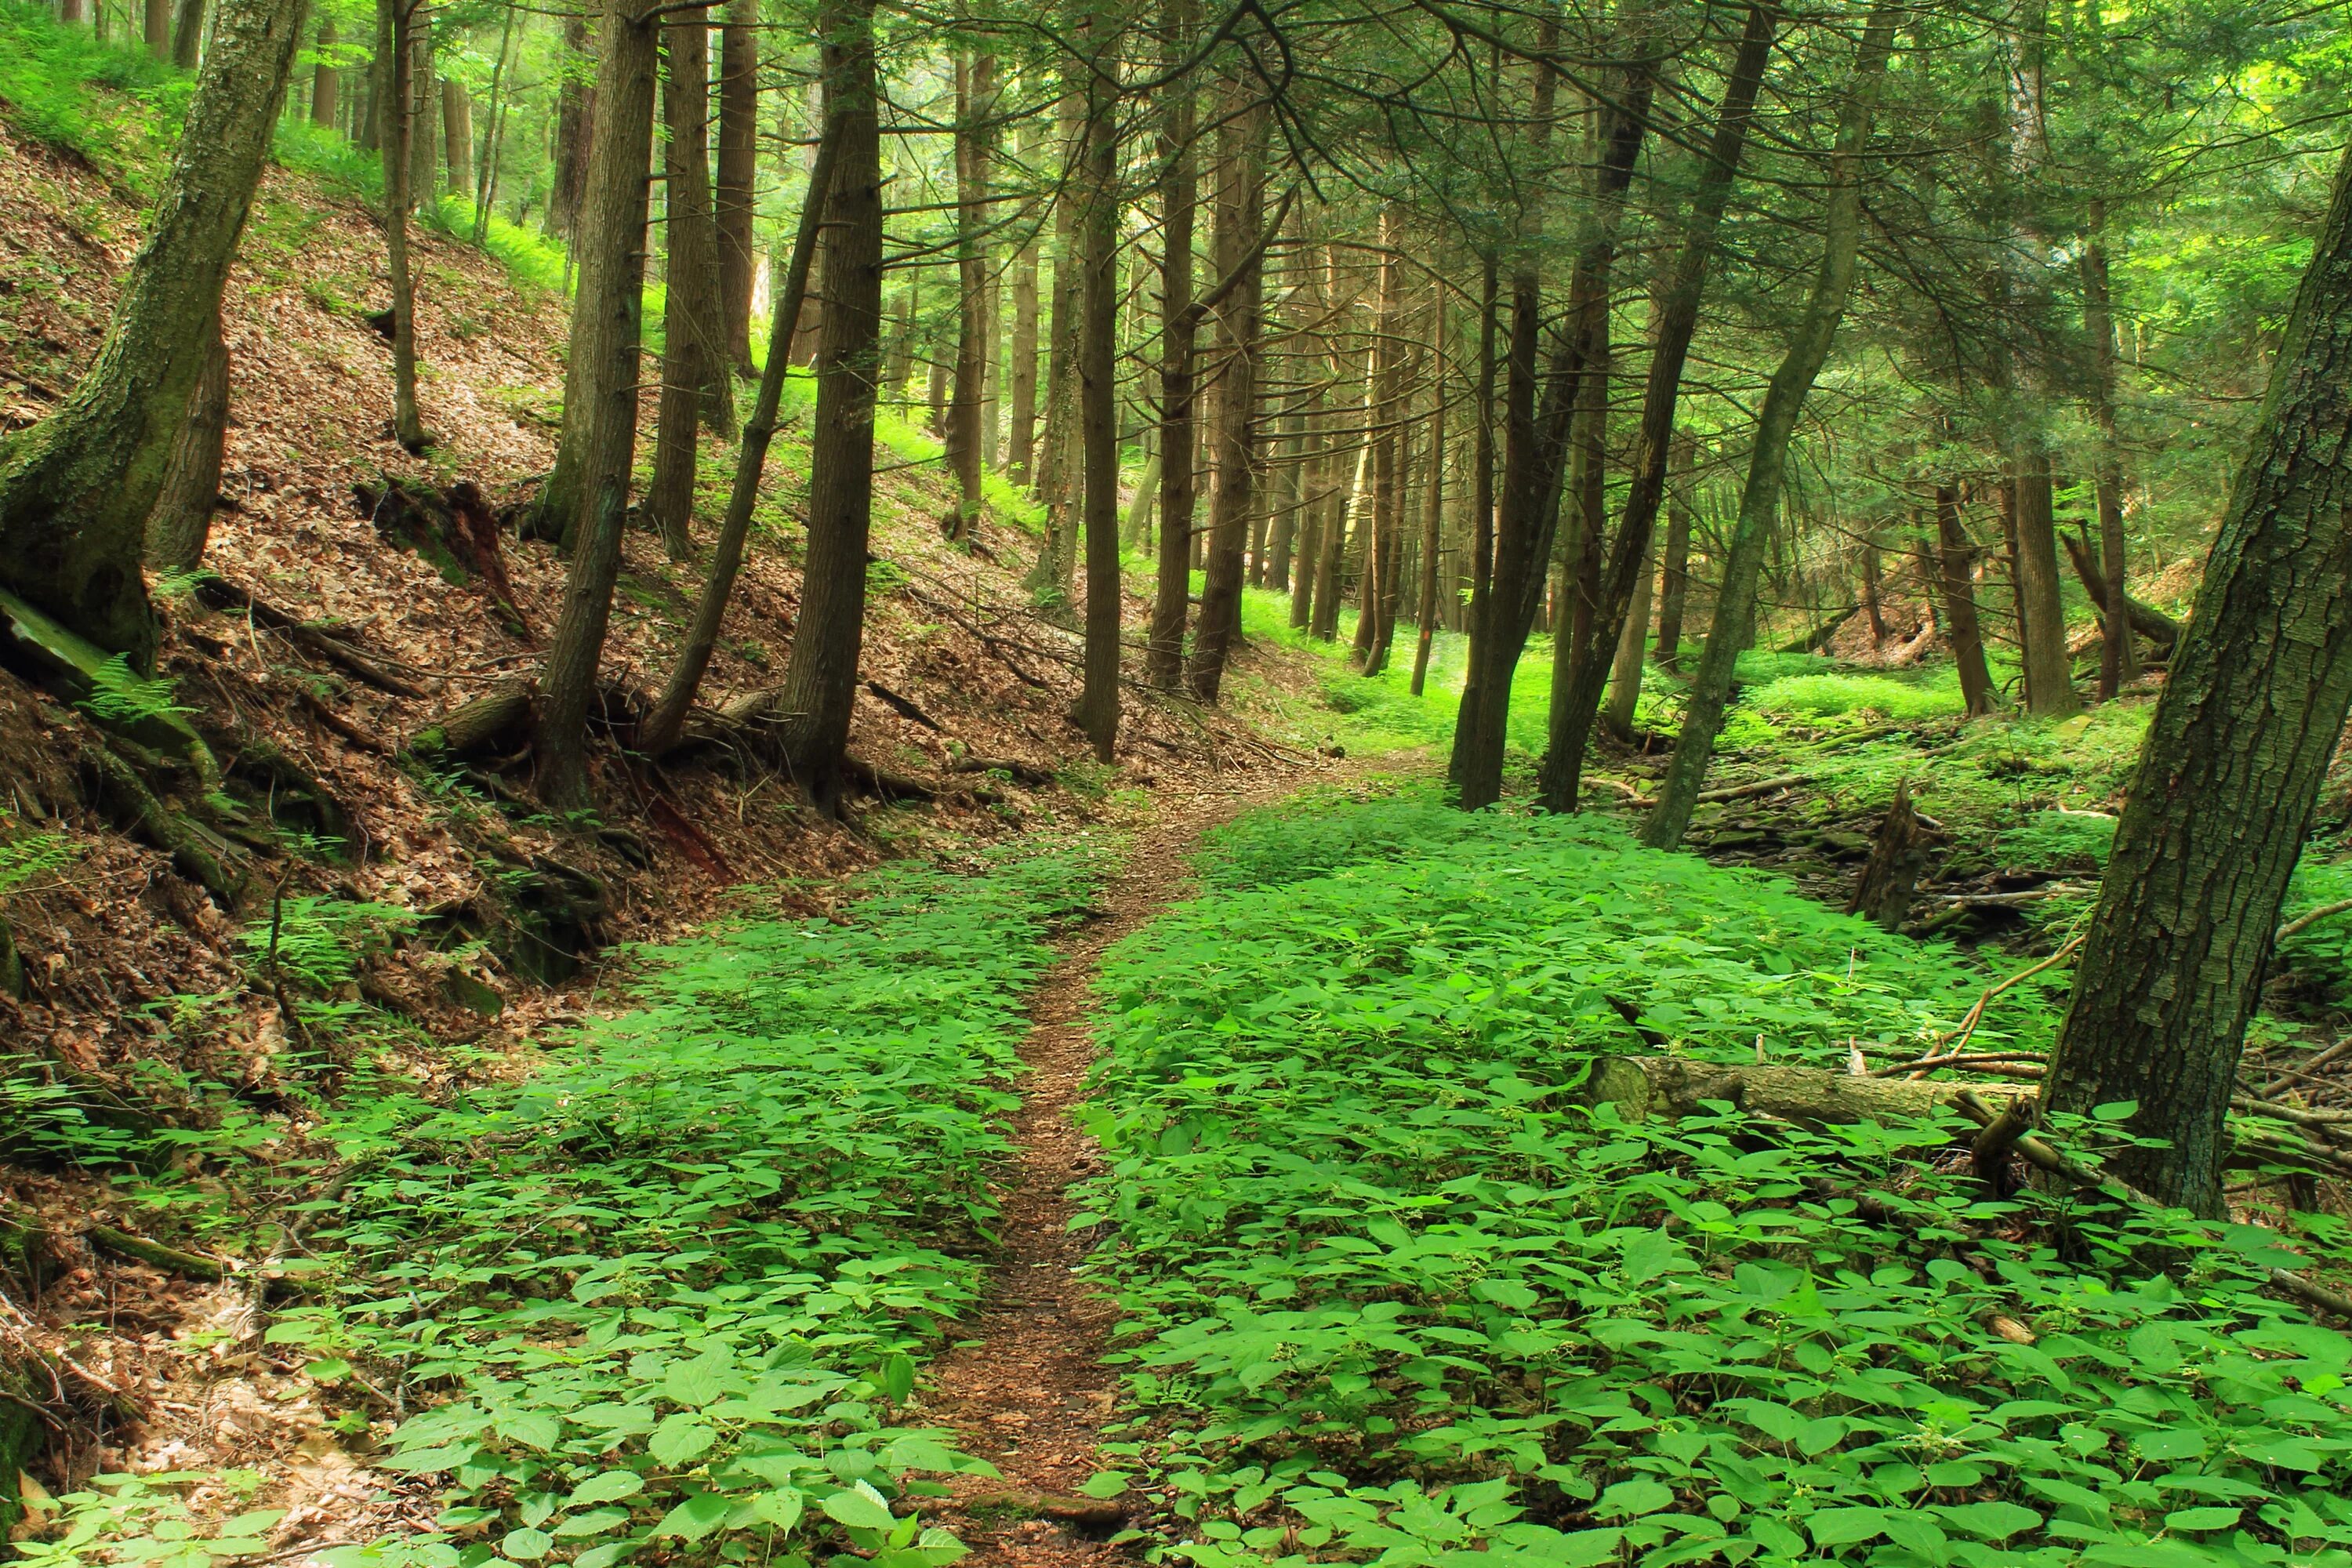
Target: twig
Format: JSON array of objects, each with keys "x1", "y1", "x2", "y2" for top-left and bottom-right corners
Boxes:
[
  {"x1": 2278, "y1": 898, "x2": 2352, "y2": 943},
  {"x1": 1910, "y1": 934, "x2": 2086, "y2": 1077}
]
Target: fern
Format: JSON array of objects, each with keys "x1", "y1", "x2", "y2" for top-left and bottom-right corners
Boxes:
[{"x1": 77, "y1": 653, "x2": 195, "y2": 727}]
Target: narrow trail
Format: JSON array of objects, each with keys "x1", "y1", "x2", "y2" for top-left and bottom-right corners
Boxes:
[{"x1": 919, "y1": 775, "x2": 1315, "y2": 1566}]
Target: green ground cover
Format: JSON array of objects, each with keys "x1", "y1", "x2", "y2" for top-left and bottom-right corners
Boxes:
[{"x1": 1080, "y1": 787, "x2": 2352, "y2": 1568}]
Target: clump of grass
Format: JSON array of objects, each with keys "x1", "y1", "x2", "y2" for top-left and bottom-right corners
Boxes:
[
  {"x1": 0, "y1": 0, "x2": 188, "y2": 172},
  {"x1": 1747, "y1": 669, "x2": 1965, "y2": 723}
]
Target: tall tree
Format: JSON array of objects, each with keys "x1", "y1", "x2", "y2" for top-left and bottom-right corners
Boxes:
[
  {"x1": 943, "y1": 52, "x2": 996, "y2": 545},
  {"x1": 379, "y1": 0, "x2": 430, "y2": 452},
  {"x1": 1536, "y1": 0, "x2": 1780, "y2": 816},
  {"x1": 2082, "y1": 197, "x2": 2138, "y2": 699},
  {"x1": 170, "y1": 0, "x2": 202, "y2": 67},
  {"x1": 1642, "y1": 1, "x2": 1894, "y2": 848},
  {"x1": 530, "y1": 0, "x2": 660, "y2": 810},
  {"x1": 1073, "y1": 5, "x2": 1123, "y2": 757},
  {"x1": 1145, "y1": 6, "x2": 1198, "y2": 690},
  {"x1": 1410, "y1": 301, "x2": 1448, "y2": 695},
  {"x1": 309, "y1": 16, "x2": 336, "y2": 125},
  {"x1": 547, "y1": 12, "x2": 594, "y2": 243},
  {"x1": 647, "y1": 7, "x2": 719, "y2": 559},
  {"x1": 2039, "y1": 139, "x2": 2352, "y2": 1218},
  {"x1": 1933, "y1": 482, "x2": 1998, "y2": 717},
  {"x1": 1652, "y1": 429, "x2": 1693, "y2": 668},
  {"x1": 756, "y1": 0, "x2": 881, "y2": 808},
  {"x1": 714, "y1": 0, "x2": 761, "y2": 376},
  {"x1": 0, "y1": 0, "x2": 307, "y2": 666}
]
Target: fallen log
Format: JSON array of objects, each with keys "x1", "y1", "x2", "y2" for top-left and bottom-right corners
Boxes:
[
  {"x1": 407, "y1": 679, "x2": 536, "y2": 760},
  {"x1": 1773, "y1": 604, "x2": 1860, "y2": 655},
  {"x1": 1581, "y1": 1054, "x2": 2034, "y2": 1127},
  {"x1": 2059, "y1": 531, "x2": 2181, "y2": 653},
  {"x1": 85, "y1": 1224, "x2": 227, "y2": 1282},
  {"x1": 194, "y1": 579, "x2": 426, "y2": 698}
]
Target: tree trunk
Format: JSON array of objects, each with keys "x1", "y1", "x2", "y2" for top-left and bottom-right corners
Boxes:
[
  {"x1": 1185, "y1": 83, "x2": 1266, "y2": 703},
  {"x1": 470, "y1": 5, "x2": 515, "y2": 241},
  {"x1": 441, "y1": 78, "x2": 472, "y2": 195},
  {"x1": 1073, "y1": 6, "x2": 1122, "y2": 759},
  {"x1": 1653, "y1": 430, "x2": 1693, "y2": 669},
  {"x1": 169, "y1": 0, "x2": 201, "y2": 67},
  {"x1": 2013, "y1": 445, "x2": 2077, "y2": 712},
  {"x1": 1640, "y1": 2, "x2": 1890, "y2": 848},
  {"x1": 412, "y1": 23, "x2": 437, "y2": 205},
  {"x1": 753, "y1": 0, "x2": 880, "y2": 809},
  {"x1": 547, "y1": 12, "x2": 593, "y2": 243},
  {"x1": 1935, "y1": 484, "x2": 1998, "y2": 716},
  {"x1": 0, "y1": 0, "x2": 306, "y2": 669},
  {"x1": 1602, "y1": 526, "x2": 1653, "y2": 740},
  {"x1": 2082, "y1": 198, "x2": 2138, "y2": 699},
  {"x1": 1007, "y1": 234, "x2": 1042, "y2": 485},
  {"x1": 714, "y1": 0, "x2": 760, "y2": 376},
  {"x1": 1860, "y1": 535, "x2": 1886, "y2": 644},
  {"x1": 1358, "y1": 220, "x2": 1403, "y2": 677},
  {"x1": 380, "y1": 0, "x2": 429, "y2": 452},
  {"x1": 2042, "y1": 136, "x2": 2352, "y2": 1218},
  {"x1": 1410, "y1": 303, "x2": 1448, "y2": 696},
  {"x1": 144, "y1": 0, "x2": 168, "y2": 58},
  {"x1": 647, "y1": 9, "x2": 717, "y2": 559},
  {"x1": 145, "y1": 312, "x2": 229, "y2": 572},
  {"x1": 1537, "y1": 0, "x2": 1779, "y2": 818},
  {"x1": 529, "y1": 0, "x2": 659, "y2": 811},
  {"x1": 943, "y1": 52, "x2": 994, "y2": 544},
  {"x1": 1289, "y1": 388, "x2": 1326, "y2": 632},
  {"x1": 641, "y1": 100, "x2": 840, "y2": 757},
  {"x1": 309, "y1": 16, "x2": 336, "y2": 125}
]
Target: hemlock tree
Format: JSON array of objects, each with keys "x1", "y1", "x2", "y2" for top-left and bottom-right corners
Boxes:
[
  {"x1": 2038, "y1": 136, "x2": 2352, "y2": 1219},
  {"x1": 0, "y1": 0, "x2": 309, "y2": 669}
]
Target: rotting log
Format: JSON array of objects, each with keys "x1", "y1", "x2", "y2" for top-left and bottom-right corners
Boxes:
[
  {"x1": 193, "y1": 578, "x2": 426, "y2": 698},
  {"x1": 1848, "y1": 779, "x2": 1936, "y2": 931},
  {"x1": 1580, "y1": 1054, "x2": 2034, "y2": 1127},
  {"x1": 85, "y1": 1224, "x2": 227, "y2": 1281},
  {"x1": 2060, "y1": 530, "x2": 2180, "y2": 655},
  {"x1": 407, "y1": 679, "x2": 537, "y2": 760}
]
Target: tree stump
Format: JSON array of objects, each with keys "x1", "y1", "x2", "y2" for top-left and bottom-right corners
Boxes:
[{"x1": 1847, "y1": 779, "x2": 1935, "y2": 931}]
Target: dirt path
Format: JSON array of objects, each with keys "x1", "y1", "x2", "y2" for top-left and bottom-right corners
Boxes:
[{"x1": 917, "y1": 775, "x2": 1312, "y2": 1565}]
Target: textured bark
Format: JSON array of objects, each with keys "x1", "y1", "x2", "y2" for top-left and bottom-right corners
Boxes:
[
  {"x1": 714, "y1": 0, "x2": 760, "y2": 376},
  {"x1": 0, "y1": 0, "x2": 305, "y2": 669},
  {"x1": 1642, "y1": 2, "x2": 1889, "y2": 848},
  {"x1": 547, "y1": 13, "x2": 593, "y2": 242},
  {"x1": 1185, "y1": 85, "x2": 1266, "y2": 703},
  {"x1": 1145, "y1": 19, "x2": 1197, "y2": 688},
  {"x1": 2082, "y1": 200, "x2": 2138, "y2": 699},
  {"x1": 647, "y1": 9, "x2": 717, "y2": 558},
  {"x1": 1539, "y1": 0, "x2": 1780, "y2": 818},
  {"x1": 1653, "y1": 430, "x2": 1693, "y2": 668},
  {"x1": 1410, "y1": 304, "x2": 1448, "y2": 696},
  {"x1": 379, "y1": 0, "x2": 429, "y2": 452},
  {"x1": 145, "y1": 311, "x2": 229, "y2": 572},
  {"x1": 1074, "y1": 9, "x2": 1121, "y2": 759},
  {"x1": 1935, "y1": 484, "x2": 1998, "y2": 716},
  {"x1": 641, "y1": 101, "x2": 840, "y2": 757},
  {"x1": 757, "y1": 0, "x2": 880, "y2": 808},
  {"x1": 2041, "y1": 138, "x2": 2352, "y2": 1217},
  {"x1": 170, "y1": 0, "x2": 201, "y2": 68},
  {"x1": 530, "y1": 0, "x2": 659, "y2": 811},
  {"x1": 1538, "y1": 229, "x2": 1613, "y2": 798},
  {"x1": 2012, "y1": 446, "x2": 2077, "y2": 712},
  {"x1": 309, "y1": 16, "x2": 336, "y2": 125},
  {"x1": 441, "y1": 78, "x2": 471, "y2": 194},
  {"x1": 1007, "y1": 235, "x2": 1041, "y2": 484}
]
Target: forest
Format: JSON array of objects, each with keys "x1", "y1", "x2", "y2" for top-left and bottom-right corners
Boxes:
[{"x1": 1, "y1": 0, "x2": 2350, "y2": 1559}]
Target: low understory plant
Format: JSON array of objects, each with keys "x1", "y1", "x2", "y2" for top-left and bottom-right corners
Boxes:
[{"x1": 1080, "y1": 787, "x2": 2352, "y2": 1567}]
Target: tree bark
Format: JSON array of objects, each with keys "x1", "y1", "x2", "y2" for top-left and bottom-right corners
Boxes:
[
  {"x1": 943, "y1": 52, "x2": 994, "y2": 544},
  {"x1": 412, "y1": 21, "x2": 437, "y2": 205},
  {"x1": 1185, "y1": 82, "x2": 1266, "y2": 703},
  {"x1": 641, "y1": 100, "x2": 840, "y2": 757},
  {"x1": 530, "y1": 0, "x2": 659, "y2": 811},
  {"x1": 1358, "y1": 218, "x2": 1403, "y2": 677},
  {"x1": 1642, "y1": 1, "x2": 1890, "y2": 848},
  {"x1": 1653, "y1": 430, "x2": 1693, "y2": 669},
  {"x1": 145, "y1": 311, "x2": 229, "y2": 572},
  {"x1": 1007, "y1": 233, "x2": 1042, "y2": 485},
  {"x1": 1074, "y1": 9, "x2": 1122, "y2": 759},
  {"x1": 1410, "y1": 302, "x2": 1448, "y2": 696},
  {"x1": 144, "y1": 0, "x2": 169, "y2": 58},
  {"x1": 756, "y1": 0, "x2": 880, "y2": 809},
  {"x1": 2040, "y1": 137, "x2": 2352, "y2": 1217},
  {"x1": 2012, "y1": 445, "x2": 2077, "y2": 712},
  {"x1": 1935, "y1": 483, "x2": 1998, "y2": 716},
  {"x1": 441, "y1": 77, "x2": 471, "y2": 195},
  {"x1": 1602, "y1": 524, "x2": 1653, "y2": 740},
  {"x1": 2082, "y1": 198, "x2": 2138, "y2": 699},
  {"x1": 647, "y1": 8, "x2": 717, "y2": 559},
  {"x1": 1538, "y1": 0, "x2": 1780, "y2": 818},
  {"x1": 170, "y1": 0, "x2": 202, "y2": 69},
  {"x1": 379, "y1": 0, "x2": 429, "y2": 452},
  {"x1": 0, "y1": 0, "x2": 305, "y2": 669},
  {"x1": 1145, "y1": 14, "x2": 1197, "y2": 688},
  {"x1": 547, "y1": 12, "x2": 594, "y2": 244},
  {"x1": 309, "y1": 16, "x2": 336, "y2": 125},
  {"x1": 714, "y1": 0, "x2": 760, "y2": 376}
]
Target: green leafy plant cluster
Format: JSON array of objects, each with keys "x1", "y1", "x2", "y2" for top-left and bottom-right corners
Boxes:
[
  {"x1": 1076, "y1": 789, "x2": 2352, "y2": 1567},
  {"x1": 235, "y1": 837, "x2": 1120, "y2": 1568},
  {"x1": 16, "y1": 1470, "x2": 279, "y2": 1568},
  {"x1": 0, "y1": 0, "x2": 189, "y2": 174}
]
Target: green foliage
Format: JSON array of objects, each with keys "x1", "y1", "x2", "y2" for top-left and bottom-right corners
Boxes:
[
  {"x1": 77, "y1": 654, "x2": 194, "y2": 727},
  {"x1": 17, "y1": 1471, "x2": 278, "y2": 1568},
  {"x1": 240, "y1": 896, "x2": 416, "y2": 996},
  {"x1": 1746, "y1": 670, "x2": 1967, "y2": 724},
  {"x1": 423, "y1": 195, "x2": 572, "y2": 295},
  {"x1": 1079, "y1": 790, "x2": 2352, "y2": 1567},
  {"x1": 0, "y1": 819, "x2": 73, "y2": 900},
  {"x1": 0, "y1": 1, "x2": 187, "y2": 172},
  {"x1": 245, "y1": 838, "x2": 1117, "y2": 1566}
]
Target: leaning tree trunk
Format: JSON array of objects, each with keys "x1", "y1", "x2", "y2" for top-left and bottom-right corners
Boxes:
[
  {"x1": 647, "y1": 7, "x2": 717, "y2": 559},
  {"x1": 381, "y1": 0, "x2": 430, "y2": 452},
  {"x1": 714, "y1": 0, "x2": 760, "y2": 376},
  {"x1": 1537, "y1": 0, "x2": 1780, "y2": 818},
  {"x1": 1935, "y1": 482, "x2": 1998, "y2": 716},
  {"x1": 1642, "y1": 0, "x2": 1893, "y2": 851},
  {"x1": 0, "y1": 0, "x2": 306, "y2": 670},
  {"x1": 641, "y1": 103, "x2": 840, "y2": 757},
  {"x1": 1602, "y1": 525, "x2": 1654, "y2": 740},
  {"x1": 759, "y1": 0, "x2": 881, "y2": 809},
  {"x1": 2040, "y1": 136, "x2": 2352, "y2": 1218},
  {"x1": 1653, "y1": 430, "x2": 1694, "y2": 669},
  {"x1": 547, "y1": 12, "x2": 594, "y2": 243},
  {"x1": 1073, "y1": 5, "x2": 1122, "y2": 758},
  {"x1": 530, "y1": 0, "x2": 659, "y2": 811},
  {"x1": 145, "y1": 312, "x2": 230, "y2": 572}
]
